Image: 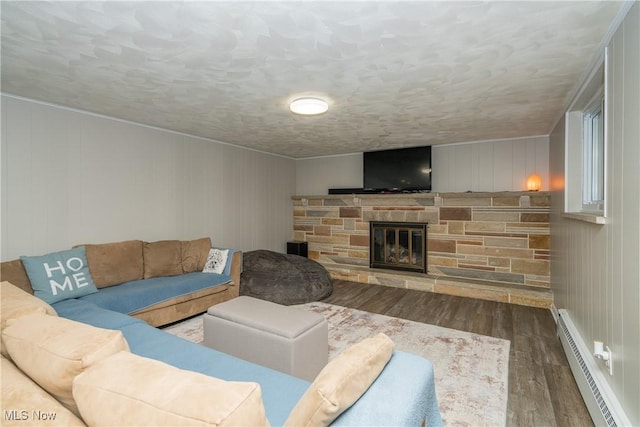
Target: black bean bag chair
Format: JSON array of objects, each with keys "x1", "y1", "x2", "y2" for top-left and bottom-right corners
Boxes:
[{"x1": 240, "y1": 250, "x2": 333, "y2": 305}]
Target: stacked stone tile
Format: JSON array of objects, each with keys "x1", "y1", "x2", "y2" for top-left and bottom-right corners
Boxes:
[{"x1": 293, "y1": 192, "x2": 552, "y2": 308}]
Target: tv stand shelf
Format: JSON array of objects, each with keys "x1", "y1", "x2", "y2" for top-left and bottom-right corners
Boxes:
[{"x1": 328, "y1": 188, "x2": 432, "y2": 195}]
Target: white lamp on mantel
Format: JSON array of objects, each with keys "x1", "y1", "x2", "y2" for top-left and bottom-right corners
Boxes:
[{"x1": 526, "y1": 174, "x2": 542, "y2": 191}]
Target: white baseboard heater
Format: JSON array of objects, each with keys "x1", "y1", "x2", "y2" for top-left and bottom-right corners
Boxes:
[{"x1": 556, "y1": 309, "x2": 631, "y2": 427}]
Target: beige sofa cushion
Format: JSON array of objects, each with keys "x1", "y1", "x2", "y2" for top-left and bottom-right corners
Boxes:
[
  {"x1": 181, "y1": 237, "x2": 212, "y2": 273},
  {"x1": 0, "y1": 259, "x2": 33, "y2": 294},
  {"x1": 73, "y1": 351, "x2": 270, "y2": 427},
  {"x1": 0, "y1": 281, "x2": 57, "y2": 358},
  {"x1": 81, "y1": 240, "x2": 144, "y2": 288},
  {"x1": 1, "y1": 356, "x2": 86, "y2": 426},
  {"x1": 143, "y1": 240, "x2": 182, "y2": 278},
  {"x1": 2, "y1": 313, "x2": 129, "y2": 417},
  {"x1": 284, "y1": 333, "x2": 394, "y2": 427}
]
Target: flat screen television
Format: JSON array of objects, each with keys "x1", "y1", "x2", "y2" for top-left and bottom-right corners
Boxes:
[{"x1": 363, "y1": 146, "x2": 432, "y2": 192}]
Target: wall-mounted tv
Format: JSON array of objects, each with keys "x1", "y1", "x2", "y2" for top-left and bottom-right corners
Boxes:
[{"x1": 363, "y1": 146, "x2": 432, "y2": 192}]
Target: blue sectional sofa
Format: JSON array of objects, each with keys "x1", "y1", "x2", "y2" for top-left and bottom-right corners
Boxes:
[
  {"x1": 0, "y1": 237, "x2": 243, "y2": 327},
  {"x1": 52, "y1": 296, "x2": 442, "y2": 426},
  {"x1": 1, "y1": 237, "x2": 443, "y2": 426}
]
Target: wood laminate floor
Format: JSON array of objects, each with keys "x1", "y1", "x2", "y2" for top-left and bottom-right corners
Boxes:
[{"x1": 322, "y1": 280, "x2": 593, "y2": 427}]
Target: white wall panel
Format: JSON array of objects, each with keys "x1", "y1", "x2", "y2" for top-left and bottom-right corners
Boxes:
[
  {"x1": 1, "y1": 96, "x2": 296, "y2": 260},
  {"x1": 511, "y1": 140, "x2": 526, "y2": 191},
  {"x1": 295, "y1": 153, "x2": 362, "y2": 195},
  {"x1": 452, "y1": 144, "x2": 473, "y2": 192},
  {"x1": 550, "y1": 4, "x2": 639, "y2": 424},
  {"x1": 472, "y1": 142, "x2": 493, "y2": 191},
  {"x1": 618, "y1": 5, "x2": 640, "y2": 416},
  {"x1": 431, "y1": 147, "x2": 449, "y2": 193},
  {"x1": 296, "y1": 136, "x2": 549, "y2": 195}
]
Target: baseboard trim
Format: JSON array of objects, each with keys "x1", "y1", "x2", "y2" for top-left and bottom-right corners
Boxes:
[{"x1": 557, "y1": 309, "x2": 631, "y2": 427}]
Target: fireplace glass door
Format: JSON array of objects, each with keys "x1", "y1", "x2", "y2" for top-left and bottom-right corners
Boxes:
[{"x1": 370, "y1": 222, "x2": 427, "y2": 273}]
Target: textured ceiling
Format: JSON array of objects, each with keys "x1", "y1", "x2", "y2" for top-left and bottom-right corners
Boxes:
[{"x1": 1, "y1": 1, "x2": 626, "y2": 158}]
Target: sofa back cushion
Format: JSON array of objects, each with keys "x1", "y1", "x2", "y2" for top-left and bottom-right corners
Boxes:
[
  {"x1": 20, "y1": 247, "x2": 99, "y2": 304},
  {"x1": 284, "y1": 333, "x2": 394, "y2": 427},
  {"x1": 2, "y1": 313, "x2": 129, "y2": 417},
  {"x1": 1, "y1": 356, "x2": 86, "y2": 427},
  {"x1": 73, "y1": 351, "x2": 270, "y2": 427},
  {"x1": 181, "y1": 237, "x2": 212, "y2": 273},
  {"x1": 143, "y1": 240, "x2": 183, "y2": 279},
  {"x1": 0, "y1": 259, "x2": 34, "y2": 294},
  {"x1": 81, "y1": 240, "x2": 144, "y2": 288},
  {"x1": 0, "y1": 281, "x2": 57, "y2": 358}
]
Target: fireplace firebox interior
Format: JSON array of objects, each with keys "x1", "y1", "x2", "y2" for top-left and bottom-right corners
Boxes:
[{"x1": 370, "y1": 221, "x2": 428, "y2": 273}]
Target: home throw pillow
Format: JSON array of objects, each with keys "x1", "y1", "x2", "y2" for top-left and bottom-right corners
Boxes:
[
  {"x1": 203, "y1": 248, "x2": 229, "y2": 274},
  {"x1": 20, "y1": 247, "x2": 98, "y2": 304}
]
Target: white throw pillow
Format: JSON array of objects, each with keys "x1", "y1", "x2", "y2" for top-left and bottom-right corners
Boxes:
[{"x1": 203, "y1": 249, "x2": 229, "y2": 274}]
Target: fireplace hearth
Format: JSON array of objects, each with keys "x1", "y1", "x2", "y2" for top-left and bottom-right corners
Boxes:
[{"x1": 370, "y1": 221, "x2": 428, "y2": 273}]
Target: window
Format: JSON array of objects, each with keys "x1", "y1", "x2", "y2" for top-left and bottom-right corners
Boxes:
[
  {"x1": 564, "y1": 51, "x2": 607, "y2": 221},
  {"x1": 582, "y1": 94, "x2": 605, "y2": 212}
]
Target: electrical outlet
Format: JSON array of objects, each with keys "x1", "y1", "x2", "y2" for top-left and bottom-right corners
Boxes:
[{"x1": 593, "y1": 340, "x2": 613, "y2": 376}]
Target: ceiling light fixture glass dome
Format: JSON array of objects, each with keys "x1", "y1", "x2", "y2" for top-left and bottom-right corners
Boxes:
[{"x1": 289, "y1": 97, "x2": 329, "y2": 115}]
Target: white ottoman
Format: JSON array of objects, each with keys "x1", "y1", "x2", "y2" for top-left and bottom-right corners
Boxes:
[{"x1": 203, "y1": 296, "x2": 328, "y2": 381}]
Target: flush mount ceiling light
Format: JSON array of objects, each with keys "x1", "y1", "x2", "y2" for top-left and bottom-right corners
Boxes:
[{"x1": 289, "y1": 97, "x2": 328, "y2": 115}]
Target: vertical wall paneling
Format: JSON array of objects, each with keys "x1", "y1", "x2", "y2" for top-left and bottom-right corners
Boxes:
[
  {"x1": 608, "y1": 18, "x2": 625, "y2": 404},
  {"x1": 252, "y1": 151, "x2": 268, "y2": 249},
  {"x1": 1, "y1": 96, "x2": 296, "y2": 259},
  {"x1": 534, "y1": 139, "x2": 548, "y2": 188},
  {"x1": 203, "y1": 141, "x2": 226, "y2": 244},
  {"x1": 6, "y1": 100, "x2": 34, "y2": 255},
  {"x1": 0, "y1": 97, "x2": 6, "y2": 260},
  {"x1": 492, "y1": 140, "x2": 514, "y2": 191},
  {"x1": 619, "y1": 6, "x2": 640, "y2": 414},
  {"x1": 431, "y1": 147, "x2": 448, "y2": 192},
  {"x1": 182, "y1": 136, "x2": 205, "y2": 239},
  {"x1": 550, "y1": 4, "x2": 639, "y2": 424},
  {"x1": 295, "y1": 153, "x2": 362, "y2": 195},
  {"x1": 295, "y1": 136, "x2": 549, "y2": 194},
  {"x1": 473, "y1": 142, "x2": 494, "y2": 191},
  {"x1": 511, "y1": 140, "x2": 526, "y2": 191},
  {"x1": 453, "y1": 144, "x2": 473, "y2": 192}
]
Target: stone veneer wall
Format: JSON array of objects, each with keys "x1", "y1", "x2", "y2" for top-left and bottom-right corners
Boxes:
[{"x1": 292, "y1": 192, "x2": 552, "y2": 307}]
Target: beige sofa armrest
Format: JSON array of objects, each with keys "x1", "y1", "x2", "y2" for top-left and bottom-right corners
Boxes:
[
  {"x1": 0, "y1": 260, "x2": 34, "y2": 295},
  {"x1": 228, "y1": 251, "x2": 243, "y2": 297}
]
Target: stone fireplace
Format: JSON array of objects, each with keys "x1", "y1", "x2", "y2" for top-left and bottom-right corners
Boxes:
[
  {"x1": 292, "y1": 192, "x2": 552, "y2": 308},
  {"x1": 370, "y1": 221, "x2": 427, "y2": 273}
]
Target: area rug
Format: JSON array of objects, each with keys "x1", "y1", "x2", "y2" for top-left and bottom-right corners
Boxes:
[{"x1": 164, "y1": 302, "x2": 510, "y2": 426}]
